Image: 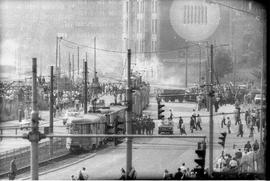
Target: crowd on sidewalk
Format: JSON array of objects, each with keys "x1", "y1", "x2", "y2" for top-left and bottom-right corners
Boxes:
[{"x1": 215, "y1": 139, "x2": 262, "y2": 173}]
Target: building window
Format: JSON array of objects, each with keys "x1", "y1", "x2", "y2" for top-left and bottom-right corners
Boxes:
[
  {"x1": 151, "y1": 40, "x2": 156, "y2": 52},
  {"x1": 126, "y1": 1, "x2": 128, "y2": 14},
  {"x1": 137, "y1": 19, "x2": 140, "y2": 33},
  {"x1": 184, "y1": 5, "x2": 208, "y2": 24},
  {"x1": 152, "y1": 0, "x2": 157, "y2": 13},
  {"x1": 152, "y1": 19, "x2": 157, "y2": 34}
]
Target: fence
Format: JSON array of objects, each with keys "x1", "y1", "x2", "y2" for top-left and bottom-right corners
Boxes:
[{"x1": 0, "y1": 137, "x2": 68, "y2": 176}]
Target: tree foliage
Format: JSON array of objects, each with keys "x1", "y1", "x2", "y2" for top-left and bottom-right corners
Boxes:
[{"x1": 214, "y1": 49, "x2": 233, "y2": 79}]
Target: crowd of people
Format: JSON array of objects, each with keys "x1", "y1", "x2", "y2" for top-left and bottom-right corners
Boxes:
[
  {"x1": 215, "y1": 139, "x2": 261, "y2": 173},
  {"x1": 162, "y1": 162, "x2": 206, "y2": 180},
  {"x1": 131, "y1": 114, "x2": 155, "y2": 135}
]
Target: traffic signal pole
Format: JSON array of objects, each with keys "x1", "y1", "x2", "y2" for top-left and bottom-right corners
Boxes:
[
  {"x1": 209, "y1": 44, "x2": 214, "y2": 176},
  {"x1": 126, "y1": 49, "x2": 132, "y2": 178}
]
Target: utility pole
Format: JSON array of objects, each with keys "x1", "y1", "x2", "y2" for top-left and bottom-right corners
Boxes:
[
  {"x1": 85, "y1": 52, "x2": 88, "y2": 63},
  {"x1": 68, "y1": 53, "x2": 71, "y2": 80},
  {"x1": 72, "y1": 54, "x2": 75, "y2": 83},
  {"x1": 126, "y1": 49, "x2": 132, "y2": 178},
  {"x1": 84, "y1": 60, "x2": 88, "y2": 114},
  {"x1": 199, "y1": 46, "x2": 201, "y2": 84},
  {"x1": 209, "y1": 44, "x2": 214, "y2": 176},
  {"x1": 31, "y1": 58, "x2": 39, "y2": 180},
  {"x1": 56, "y1": 37, "x2": 59, "y2": 69},
  {"x1": 185, "y1": 46, "x2": 188, "y2": 88},
  {"x1": 259, "y1": 21, "x2": 265, "y2": 150},
  {"x1": 94, "y1": 37, "x2": 97, "y2": 81},
  {"x1": 59, "y1": 40, "x2": 61, "y2": 79},
  {"x1": 77, "y1": 46, "x2": 80, "y2": 75},
  {"x1": 49, "y1": 66, "x2": 54, "y2": 158}
]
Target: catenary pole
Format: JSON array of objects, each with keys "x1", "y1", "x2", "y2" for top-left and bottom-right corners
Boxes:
[
  {"x1": 56, "y1": 37, "x2": 58, "y2": 69},
  {"x1": 84, "y1": 61, "x2": 88, "y2": 114},
  {"x1": 94, "y1": 37, "x2": 97, "y2": 80},
  {"x1": 49, "y1": 66, "x2": 54, "y2": 157},
  {"x1": 209, "y1": 44, "x2": 214, "y2": 176},
  {"x1": 126, "y1": 49, "x2": 132, "y2": 178},
  {"x1": 199, "y1": 46, "x2": 201, "y2": 84},
  {"x1": 185, "y1": 46, "x2": 188, "y2": 88},
  {"x1": 68, "y1": 53, "x2": 71, "y2": 80},
  {"x1": 72, "y1": 54, "x2": 74, "y2": 83},
  {"x1": 31, "y1": 58, "x2": 39, "y2": 180},
  {"x1": 259, "y1": 20, "x2": 265, "y2": 150},
  {"x1": 77, "y1": 46, "x2": 80, "y2": 75}
]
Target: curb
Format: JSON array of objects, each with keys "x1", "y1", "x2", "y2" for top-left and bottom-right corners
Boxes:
[
  {"x1": 20, "y1": 153, "x2": 96, "y2": 180},
  {"x1": 0, "y1": 152, "x2": 69, "y2": 178}
]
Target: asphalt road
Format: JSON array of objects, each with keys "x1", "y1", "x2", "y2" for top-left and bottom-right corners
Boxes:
[
  {"x1": 1, "y1": 96, "x2": 259, "y2": 180},
  {"x1": 2, "y1": 97, "x2": 261, "y2": 180}
]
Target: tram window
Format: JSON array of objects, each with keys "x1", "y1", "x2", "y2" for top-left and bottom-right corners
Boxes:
[
  {"x1": 82, "y1": 124, "x2": 88, "y2": 134},
  {"x1": 89, "y1": 124, "x2": 92, "y2": 134},
  {"x1": 73, "y1": 124, "x2": 80, "y2": 134}
]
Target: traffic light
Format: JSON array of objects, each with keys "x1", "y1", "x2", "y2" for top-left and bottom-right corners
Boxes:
[
  {"x1": 157, "y1": 100, "x2": 165, "y2": 120},
  {"x1": 194, "y1": 141, "x2": 206, "y2": 178},
  {"x1": 114, "y1": 117, "x2": 125, "y2": 146},
  {"x1": 218, "y1": 132, "x2": 227, "y2": 148}
]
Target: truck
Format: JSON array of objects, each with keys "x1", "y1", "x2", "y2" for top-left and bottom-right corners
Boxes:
[
  {"x1": 158, "y1": 88, "x2": 198, "y2": 103},
  {"x1": 158, "y1": 89, "x2": 186, "y2": 102}
]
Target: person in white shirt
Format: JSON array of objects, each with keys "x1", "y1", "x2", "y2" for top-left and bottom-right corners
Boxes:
[{"x1": 229, "y1": 158, "x2": 238, "y2": 169}]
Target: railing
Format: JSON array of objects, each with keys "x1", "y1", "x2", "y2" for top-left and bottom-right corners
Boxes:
[{"x1": 0, "y1": 137, "x2": 68, "y2": 176}]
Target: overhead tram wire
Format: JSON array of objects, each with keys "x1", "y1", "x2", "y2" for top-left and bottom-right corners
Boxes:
[{"x1": 60, "y1": 38, "x2": 204, "y2": 55}]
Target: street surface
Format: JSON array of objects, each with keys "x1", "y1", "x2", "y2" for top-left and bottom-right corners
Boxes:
[
  {"x1": 7, "y1": 97, "x2": 261, "y2": 180},
  {"x1": 0, "y1": 94, "x2": 115, "y2": 153}
]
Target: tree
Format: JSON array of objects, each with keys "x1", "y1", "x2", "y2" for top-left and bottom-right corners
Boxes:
[{"x1": 214, "y1": 49, "x2": 233, "y2": 80}]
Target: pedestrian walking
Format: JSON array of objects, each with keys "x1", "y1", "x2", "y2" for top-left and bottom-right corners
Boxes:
[
  {"x1": 190, "y1": 116, "x2": 195, "y2": 133},
  {"x1": 221, "y1": 113, "x2": 226, "y2": 128},
  {"x1": 253, "y1": 140, "x2": 259, "y2": 152},
  {"x1": 178, "y1": 116, "x2": 183, "y2": 134},
  {"x1": 226, "y1": 117, "x2": 231, "y2": 134},
  {"x1": 249, "y1": 125, "x2": 254, "y2": 138},
  {"x1": 180, "y1": 124, "x2": 187, "y2": 135},
  {"x1": 196, "y1": 114, "x2": 202, "y2": 130},
  {"x1": 9, "y1": 157, "x2": 17, "y2": 180},
  {"x1": 237, "y1": 121, "x2": 244, "y2": 137},
  {"x1": 244, "y1": 141, "x2": 252, "y2": 152},
  {"x1": 256, "y1": 118, "x2": 260, "y2": 133},
  {"x1": 245, "y1": 110, "x2": 249, "y2": 126},
  {"x1": 234, "y1": 107, "x2": 240, "y2": 126}
]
